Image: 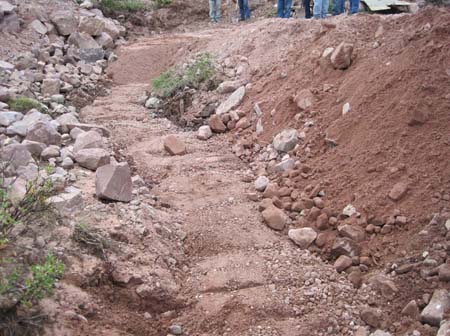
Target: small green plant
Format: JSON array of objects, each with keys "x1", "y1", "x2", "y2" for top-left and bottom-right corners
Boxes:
[
  {"x1": 155, "y1": 0, "x2": 172, "y2": 8},
  {"x1": 73, "y1": 223, "x2": 110, "y2": 260},
  {"x1": 185, "y1": 53, "x2": 215, "y2": 88},
  {"x1": 8, "y1": 97, "x2": 47, "y2": 113},
  {"x1": 152, "y1": 53, "x2": 216, "y2": 98},
  {"x1": 21, "y1": 254, "x2": 64, "y2": 306},
  {"x1": 96, "y1": 0, "x2": 147, "y2": 11},
  {"x1": 152, "y1": 70, "x2": 184, "y2": 98}
]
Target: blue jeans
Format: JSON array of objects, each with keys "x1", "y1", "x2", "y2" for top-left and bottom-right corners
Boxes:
[
  {"x1": 238, "y1": 0, "x2": 251, "y2": 20},
  {"x1": 277, "y1": 0, "x2": 292, "y2": 18},
  {"x1": 209, "y1": 0, "x2": 221, "y2": 21},
  {"x1": 313, "y1": 0, "x2": 329, "y2": 18},
  {"x1": 333, "y1": 0, "x2": 359, "y2": 14}
]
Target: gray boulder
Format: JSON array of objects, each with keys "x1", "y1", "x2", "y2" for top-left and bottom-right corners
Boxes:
[
  {"x1": 1, "y1": 144, "x2": 35, "y2": 175},
  {"x1": 273, "y1": 129, "x2": 298, "y2": 152},
  {"x1": 41, "y1": 78, "x2": 61, "y2": 96},
  {"x1": 96, "y1": 163, "x2": 132, "y2": 202},
  {"x1": 421, "y1": 289, "x2": 450, "y2": 326},
  {"x1": 22, "y1": 140, "x2": 46, "y2": 157},
  {"x1": 216, "y1": 86, "x2": 245, "y2": 116},
  {"x1": 0, "y1": 111, "x2": 23, "y2": 127},
  {"x1": 25, "y1": 121, "x2": 61, "y2": 145},
  {"x1": 75, "y1": 148, "x2": 110, "y2": 171},
  {"x1": 73, "y1": 130, "x2": 105, "y2": 153},
  {"x1": 78, "y1": 16, "x2": 105, "y2": 36},
  {"x1": 50, "y1": 11, "x2": 78, "y2": 36},
  {"x1": 55, "y1": 113, "x2": 79, "y2": 134},
  {"x1": 288, "y1": 228, "x2": 317, "y2": 249}
]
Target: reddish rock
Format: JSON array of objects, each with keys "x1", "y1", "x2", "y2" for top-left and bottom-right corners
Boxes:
[
  {"x1": 263, "y1": 183, "x2": 279, "y2": 198},
  {"x1": 208, "y1": 115, "x2": 226, "y2": 133},
  {"x1": 307, "y1": 207, "x2": 321, "y2": 221},
  {"x1": 313, "y1": 197, "x2": 325, "y2": 209},
  {"x1": 338, "y1": 224, "x2": 366, "y2": 242},
  {"x1": 330, "y1": 42, "x2": 354, "y2": 70},
  {"x1": 408, "y1": 109, "x2": 428, "y2": 126},
  {"x1": 334, "y1": 255, "x2": 352, "y2": 273},
  {"x1": 388, "y1": 182, "x2": 408, "y2": 201},
  {"x1": 401, "y1": 300, "x2": 419, "y2": 319},
  {"x1": 360, "y1": 307, "x2": 382, "y2": 328},
  {"x1": 316, "y1": 213, "x2": 329, "y2": 230},
  {"x1": 315, "y1": 231, "x2": 336, "y2": 248},
  {"x1": 348, "y1": 270, "x2": 363, "y2": 288},
  {"x1": 96, "y1": 163, "x2": 132, "y2": 202},
  {"x1": 164, "y1": 135, "x2": 186, "y2": 156},
  {"x1": 262, "y1": 206, "x2": 288, "y2": 231}
]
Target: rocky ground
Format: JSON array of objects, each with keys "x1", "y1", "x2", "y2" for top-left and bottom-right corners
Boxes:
[{"x1": 1, "y1": 0, "x2": 450, "y2": 336}]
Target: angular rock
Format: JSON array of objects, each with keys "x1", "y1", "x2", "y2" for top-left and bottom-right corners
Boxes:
[
  {"x1": 361, "y1": 307, "x2": 382, "y2": 328},
  {"x1": 78, "y1": 16, "x2": 105, "y2": 36},
  {"x1": 0, "y1": 60, "x2": 14, "y2": 71},
  {"x1": 370, "y1": 330, "x2": 391, "y2": 336},
  {"x1": 96, "y1": 163, "x2": 132, "y2": 202},
  {"x1": 197, "y1": 125, "x2": 212, "y2": 140},
  {"x1": 50, "y1": 11, "x2": 78, "y2": 36},
  {"x1": 420, "y1": 289, "x2": 450, "y2": 327},
  {"x1": 96, "y1": 32, "x2": 114, "y2": 49},
  {"x1": 273, "y1": 158, "x2": 295, "y2": 173},
  {"x1": 73, "y1": 130, "x2": 104, "y2": 153},
  {"x1": 41, "y1": 145, "x2": 60, "y2": 160},
  {"x1": 288, "y1": 228, "x2": 317, "y2": 249},
  {"x1": 255, "y1": 176, "x2": 269, "y2": 192},
  {"x1": 262, "y1": 206, "x2": 288, "y2": 231},
  {"x1": 55, "y1": 114, "x2": 79, "y2": 134},
  {"x1": 338, "y1": 224, "x2": 366, "y2": 242},
  {"x1": 0, "y1": 1, "x2": 16, "y2": 14},
  {"x1": 66, "y1": 123, "x2": 110, "y2": 137},
  {"x1": 1, "y1": 144, "x2": 34, "y2": 174},
  {"x1": 30, "y1": 20, "x2": 47, "y2": 35},
  {"x1": 163, "y1": 135, "x2": 186, "y2": 156},
  {"x1": 145, "y1": 97, "x2": 160, "y2": 109},
  {"x1": 47, "y1": 186, "x2": 83, "y2": 213},
  {"x1": 79, "y1": 48, "x2": 105, "y2": 63},
  {"x1": 334, "y1": 255, "x2": 352, "y2": 273},
  {"x1": 368, "y1": 275, "x2": 398, "y2": 299},
  {"x1": 438, "y1": 264, "x2": 450, "y2": 282},
  {"x1": 8, "y1": 178, "x2": 27, "y2": 205},
  {"x1": 208, "y1": 115, "x2": 226, "y2": 133},
  {"x1": 401, "y1": 300, "x2": 419, "y2": 319},
  {"x1": 342, "y1": 204, "x2": 357, "y2": 217},
  {"x1": 75, "y1": 148, "x2": 110, "y2": 171},
  {"x1": 218, "y1": 80, "x2": 245, "y2": 94},
  {"x1": 41, "y1": 78, "x2": 61, "y2": 96},
  {"x1": 437, "y1": 321, "x2": 450, "y2": 336},
  {"x1": 388, "y1": 182, "x2": 408, "y2": 201},
  {"x1": 331, "y1": 237, "x2": 361, "y2": 258},
  {"x1": 22, "y1": 140, "x2": 46, "y2": 157},
  {"x1": 273, "y1": 129, "x2": 298, "y2": 152},
  {"x1": 26, "y1": 122, "x2": 61, "y2": 146},
  {"x1": 330, "y1": 42, "x2": 354, "y2": 70},
  {"x1": 0, "y1": 111, "x2": 23, "y2": 127},
  {"x1": 216, "y1": 86, "x2": 245, "y2": 116}
]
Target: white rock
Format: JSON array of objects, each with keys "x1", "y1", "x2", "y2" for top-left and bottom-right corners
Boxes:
[
  {"x1": 197, "y1": 125, "x2": 212, "y2": 140},
  {"x1": 255, "y1": 176, "x2": 269, "y2": 192},
  {"x1": 342, "y1": 102, "x2": 351, "y2": 115},
  {"x1": 288, "y1": 228, "x2": 317, "y2": 249},
  {"x1": 342, "y1": 204, "x2": 357, "y2": 217},
  {"x1": 216, "y1": 86, "x2": 245, "y2": 116}
]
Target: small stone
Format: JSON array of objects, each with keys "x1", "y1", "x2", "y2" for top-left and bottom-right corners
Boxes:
[
  {"x1": 30, "y1": 20, "x2": 47, "y2": 35},
  {"x1": 288, "y1": 228, "x2": 317, "y2": 249},
  {"x1": 41, "y1": 145, "x2": 60, "y2": 160},
  {"x1": 334, "y1": 255, "x2": 352, "y2": 273},
  {"x1": 342, "y1": 204, "x2": 357, "y2": 217},
  {"x1": 273, "y1": 129, "x2": 298, "y2": 152},
  {"x1": 168, "y1": 325, "x2": 182, "y2": 335},
  {"x1": 75, "y1": 148, "x2": 110, "y2": 171},
  {"x1": 330, "y1": 42, "x2": 354, "y2": 70},
  {"x1": 342, "y1": 102, "x2": 351, "y2": 115},
  {"x1": 197, "y1": 125, "x2": 212, "y2": 140},
  {"x1": 255, "y1": 176, "x2": 269, "y2": 192},
  {"x1": 401, "y1": 300, "x2": 419, "y2": 319},
  {"x1": 293, "y1": 89, "x2": 316, "y2": 110},
  {"x1": 262, "y1": 206, "x2": 288, "y2": 231},
  {"x1": 360, "y1": 307, "x2": 382, "y2": 328},
  {"x1": 438, "y1": 264, "x2": 450, "y2": 282},
  {"x1": 163, "y1": 135, "x2": 186, "y2": 156},
  {"x1": 96, "y1": 163, "x2": 132, "y2": 202},
  {"x1": 388, "y1": 182, "x2": 408, "y2": 201},
  {"x1": 208, "y1": 115, "x2": 226, "y2": 133}
]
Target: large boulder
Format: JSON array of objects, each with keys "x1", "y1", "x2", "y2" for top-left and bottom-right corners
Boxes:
[
  {"x1": 96, "y1": 32, "x2": 114, "y2": 49},
  {"x1": 68, "y1": 32, "x2": 104, "y2": 63},
  {"x1": 73, "y1": 130, "x2": 104, "y2": 153},
  {"x1": 0, "y1": 111, "x2": 23, "y2": 127},
  {"x1": 216, "y1": 86, "x2": 246, "y2": 116},
  {"x1": 78, "y1": 16, "x2": 105, "y2": 36},
  {"x1": 55, "y1": 113, "x2": 79, "y2": 134},
  {"x1": 41, "y1": 78, "x2": 61, "y2": 96},
  {"x1": 75, "y1": 148, "x2": 110, "y2": 171},
  {"x1": 96, "y1": 163, "x2": 132, "y2": 202},
  {"x1": 0, "y1": 1, "x2": 16, "y2": 14},
  {"x1": 1, "y1": 144, "x2": 35, "y2": 175},
  {"x1": 261, "y1": 206, "x2": 288, "y2": 231},
  {"x1": 208, "y1": 115, "x2": 226, "y2": 133},
  {"x1": 273, "y1": 129, "x2": 298, "y2": 152},
  {"x1": 50, "y1": 11, "x2": 78, "y2": 36},
  {"x1": 25, "y1": 121, "x2": 61, "y2": 145},
  {"x1": 7, "y1": 110, "x2": 51, "y2": 137}
]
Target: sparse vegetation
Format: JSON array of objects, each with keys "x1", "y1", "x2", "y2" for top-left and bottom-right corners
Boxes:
[
  {"x1": 155, "y1": 0, "x2": 172, "y2": 8},
  {"x1": 7, "y1": 97, "x2": 47, "y2": 114},
  {"x1": 96, "y1": 0, "x2": 147, "y2": 12},
  {"x1": 152, "y1": 53, "x2": 215, "y2": 98},
  {"x1": 73, "y1": 223, "x2": 110, "y2": 260}
]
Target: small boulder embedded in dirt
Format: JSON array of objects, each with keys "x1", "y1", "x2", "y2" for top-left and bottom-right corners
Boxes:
[
  {"x1": 164, "y1": 135, "x2": 187, "y2": 156},
  {"x1": 96, "y1": 162, "x2": 132, "y2": 202},
  {"x1": 208, "y1": 115, "x2": 226, "y2": 133},
  {"x1": 330, "y1": 42, "x2": 354, "y2": 70},
  {"x1": 334, "y1": 255, "x2": 352, "y2": 273},
  {"x1": 420, "y1": 289, "x2": 450, "y2": 326},
  {"x1": 438, "y1": 321, "x2": 450, "y2": 336},
  {"x1": 73, "y1": 130, "x2": 104, "y2": 153},
  {"x1": 401, "y1": 300, "x2": 420, "y2": 319},
  {"x1": 388, "y1": 182, "x2": 408, "y2": 201},
  {"x1": 294, "y1": 89, "x2": 316, "y2": 110},
  {"x1": 255, "y1": 176, "x2": 269, "y2": 192},
  {"x1": 360, "y1": 307, "x2": 382, "y2": 328},
  {"x1": 288, "y1": 228, "x2": 317, "y2": 249},
  {"x1": 261, "y1": 206, "x2": 288, "y2": 231},
  {"x1": 197, "y1": 125, "x2": 213, "y2": 140},
  {"x1": 273, "y1": 129, "x2": 298, "y2": 152}
]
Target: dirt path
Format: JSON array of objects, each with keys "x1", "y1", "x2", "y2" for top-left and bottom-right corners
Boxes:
[{"x1": 79, "y1": 32, "x2": 367, "y2": 336}]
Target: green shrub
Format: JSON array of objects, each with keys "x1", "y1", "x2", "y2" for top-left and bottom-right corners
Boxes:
[
  {"x1": 8, "y1": 97, "x2": 47, "y2": 114},
  {"x1": 152, "y1": 70, "x2": 184, "y2": 98},
  {"x1": 96, "y1": 0, "x2": 147, "y2": 11},
  {"x1": 21, "y1": 254, "x2": 64, "y2": 306},
  {"x1": 155, "y1": 0, "x2": 172, "y2": 8},
  {"x1": 152, "y1": 53, "x2": 216, "y2": 98}
]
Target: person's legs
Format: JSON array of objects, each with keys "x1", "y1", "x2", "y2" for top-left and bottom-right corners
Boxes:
[
  {"x1": 216, "y1": 0, "x2": 221, "y2": 20},
  {"x1": 238, "y1": 0, "x2": 245, "y2": 19},
  {"x1": 303, "y1": 0, "x2": 312, "y2": 18},
  {"x1": 277, "y1": 0, "x2": 284, "y2": 17},
  {"x1": 243, "y1": 0, "x2": 251, "y2": 19},
  {"x1": 284, "y1": 0, "x2": 292, "y2": 18},
  {"x1": 349, "y1": 0, "x2": 360, "y2": 14},
  {"x1": 322, "y1": 0, "x2": 329, "y2": 17},
  {"x1": 332, "y1": 0, "x2": 344, "y2": 15},
  {"x1": 313, "y1": 0, "x2": 322, "y2": 18},
  {"x1": 209, "y1": 0, "x2": 215, "y2": 21}
]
